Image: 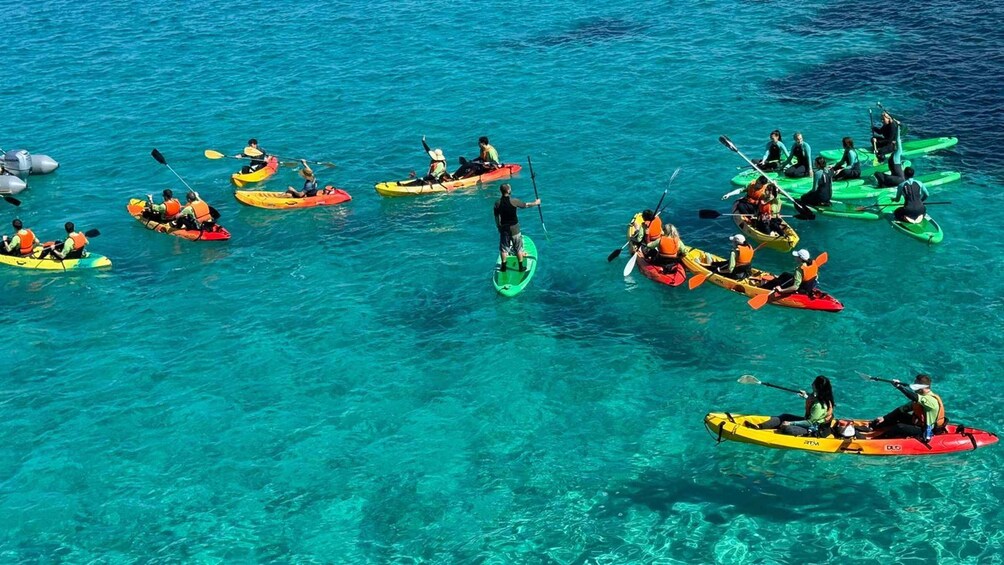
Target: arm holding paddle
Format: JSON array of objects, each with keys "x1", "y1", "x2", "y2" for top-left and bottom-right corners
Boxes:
[{"x1": 718, "y1": 136, "x2": 816, "y2": 220}]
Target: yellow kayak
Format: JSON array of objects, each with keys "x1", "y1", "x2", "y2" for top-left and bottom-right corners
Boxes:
[
  {"x1": 234, "y1": 188, "x2": 351, "y2": 209},
  {"x1": 231, "y1": 156, "x2": 279, "y2": 187},
  {"x1": 374, "y1": 164, "x2": 521, "y2": 197},
  {"x1": 732, "y1": 201, "x2": 799, "y2": 252},
  {"x1": 0, "y1": 246, "x2": 111, "y2": 270}
]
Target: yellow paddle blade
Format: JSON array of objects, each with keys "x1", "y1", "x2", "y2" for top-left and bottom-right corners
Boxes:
[
  {"x1": 204, "y1": 150, "x2": 225, "y2": 159},
  {"x1": 747, "y1": 291, "x2": 774, "y2": 310},
  {"x1": 688, "y1": 272, "x2": 709, "y2": 290}
]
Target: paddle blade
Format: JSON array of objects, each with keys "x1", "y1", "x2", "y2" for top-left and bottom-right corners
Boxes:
[
  {"x1": 151, "y1": 149, "x2": 167, "y2": 165},
  {"x1": 622, "y1": 253, "x2": 638, "y2": 277},
  {"x1": 855, "y1": 370, "x2": 876, "y2": 382},
  {"x1": 698, "y1": 209, "x2": 722, "y2": 219},
  {"x1": 607, "y1": 248, "x2": 623, "y2": 262},
  {"x1": 793, "y1": 202, "x2": 816, "y2": 220},
  {"x1": 718, "y1": 135, "x2": 737, "y2": 152},
  {"x1": 737, "y1": 374, "x2": 761, "y2": 385},
  {"x1": 3, "y1": 195, "x2": 21, "y2": 206},
  {"x1": 83, "y1": 229, "x2": 100, "y2": 237},
  {"x1": 815, "y1": 251, "x2": 828, "y2": 267},
  {"x1": 209, "y1": 205, "x2": 221, "y2": 220},
  {"x1": 204, "y1": 150, "x2": 225, "y2": 159},
  {"x1": 687, "y1": 272, "x2": 709, "y2": 290},
  {"x1": 667, "y1": 166, "x2": 682, "y2": 186},
  {"x1": 747, "y1": 291, "x2": 774, "y2": 310}
]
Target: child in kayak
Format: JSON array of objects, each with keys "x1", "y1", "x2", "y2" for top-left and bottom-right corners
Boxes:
[
  {"x1": 889, "y1": 167, "x2": 929, "y2": 222},
  {"x1": 754, "y1": 184, "x2": 784, "y2": 235},
  {"x1": 754, "y1": 130, "x2": 787, "y2": 172},
  {"x1": 494, "y1": 183, "x2": 540, "y2": 272},
  {"x1": 831, "y1": 137, "x2": 861, "y2": 180},
  {"x1": 797, "y1": 157, "x2": 833, "y2": 207},
  {"x1": 869, "y1": 374, "x2": 946, "y2": 441},
  {"x1": 747, "y1": 375, "x2": 835, "y2": 437},
  {"x1": 285, "y1": 160, "x2": 319, "y2": 198},
  {"x1": 779, "y1": 132, "x2": 812, "y2": 178},
  {"x1": 712, "y1": 234, "x2": 755, "y2": 279},
  {"x1": 761, "y1": 249, "x2": 821, "y2": 296},
  {"x1": 235, "y1": 138, "x2": 268, "y2": 174}
]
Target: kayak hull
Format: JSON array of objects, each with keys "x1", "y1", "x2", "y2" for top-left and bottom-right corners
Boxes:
[
  {"x1": 732, "y1": 201, "x2": 799, "y2": 252},
  {"x1": 126, "y1": 199, "x2": 231, "y2": 241},
  {"x1": 0, "y1": 247, "x2": 111, "y2": 270},
  {"x1": 819, "y1": 136, "x2": 959, "y2": 162},
  {"x1": 877, "y1": 194, "x2": 944, "y2": 244},
  {"x1": 231, "y1": 156, "x2": 279, "y2": 187},
  {"x1": 780, "y1": 172, "x2": 961, "y2": 219},
  {"x1": 375, "y1": 164, "x2": 521, "y2": 197},
  {"x1": 637, "y1": 254, "x2": 687, "y2": 287},
  {"x1": 785, "y1": 169, "x2": 957, "y2": 201},
  {"x1": 682, "y1": 247, "x2": 843, "y2": 312},
  {"x1": 705, "y1": 413, "x2": 997, "y2": 456},
  {"x1": 493, "y1": 234, "x2": 538, "y2": 297},
  {"x1": 234, "y1": 188, "x2": 351, "y2": 209}
]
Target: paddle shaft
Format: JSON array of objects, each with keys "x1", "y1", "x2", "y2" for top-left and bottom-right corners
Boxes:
[
  {"x1": 863, "y1": 201, "x2": 951, "y2": 210},
  {"x1": 761, "y1": 381, "x2": 803, "y2": 395},
  {"x1": 527, "y1": 156, "x2": 547, "y2": 235},
  {"x1": 728, "y1": 142, "x2": 806, "y2": 213}
]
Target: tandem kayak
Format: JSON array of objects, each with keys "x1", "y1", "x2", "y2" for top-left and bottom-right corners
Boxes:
[
  {"x1": 0, "y1": 247, "x2": 111, "y2": 270},
  {"x1": 732, "y1": 201, "x2": 799, "y2": 252},
  {"x1": 493, "y1": 234, "x2": 538, "y2": 297},
  {"x1": 626, "y1": 212, "x2": 686, "y2": 287},
  {"x1": 234, "y1": 188, "x2": 351, "y2": 209},
  {"x1": 782, "y1": 170, "x2": 959, "y2": 204},
  {"x1": 375, "y1": 164, "x2": 521, "y2": 197},
  {"x1": 681, "y1": 246, "x2": 843, "y2": 312},
  {"x1": 126, "y1": 199, "x2": 231, "y2": 241},
  {"x1": 876, "y1": 193, "x2": 944, "y2": 244},
  {"x1": 705, "y1": 413, "x2": 996, "y2": 456},
  {"x1": 231, "y1": 156, "x2": 279, "y2": 187},
  {"x1": 819, "y1": 136, "x2": 959, "y2": 163}
]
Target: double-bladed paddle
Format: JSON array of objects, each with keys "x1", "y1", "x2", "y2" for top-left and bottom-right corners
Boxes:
[
  {"x1": 718, "y1": 135, "x2": 816, "y2": 221},
  {"x1": 746, "y1": 251, "x2": 828, "y2": 310}
]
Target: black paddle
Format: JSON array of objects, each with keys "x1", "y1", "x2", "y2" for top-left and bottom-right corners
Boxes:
[
  {"x1": 150, "y1": 149, "x2": 221, "y2": 220},
  {"x1": 718, "y1": 136, "x2": 816, "y2": 221},
  {"x1": 527, "y1": 156, "x2": 548, "y2": 238},
  {"x1": 606, "y1": 170, "x2": 678, "y2": 263},
  {"x1": 2, "y1": 194, "x2": 20, "y2": 207},
  {"x1": 856, "y1": 371, "x2": 899, "y2": 385},
  {"x1": 737, "y1": 375, "x2": 806, "y2": 396}
]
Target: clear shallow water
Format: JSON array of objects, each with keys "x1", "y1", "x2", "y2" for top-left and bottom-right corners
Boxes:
[{"x1": 2, "y1": 0, "x2": 1003, "y2": 562}]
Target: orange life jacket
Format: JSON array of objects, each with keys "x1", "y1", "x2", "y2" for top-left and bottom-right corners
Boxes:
[
  {"x1": 645, "y1": 217, "x2": 663, "y2": 243},
  {"x1": 17, "y1": 229, "x2": 35, "y2": 255},
  {"x1": 800, "y1": 260, "x2": 819, "y2": 283},
  {"x1": 658, "y1": 236, "x2": 679, "y2": 257},
  {"x1": 70, "y1": 232, "x2": 88, "y2": 250},
  {"x1": 913, "y1": 392, "x2": 946, "y2": 428},
  {"x1": 735, "y1": 243, "x2": 754, "y2": 266},
  {"x1": 759, "y1": 199, "x2": 774, "y2": 216},
  {"x1": 163, "y1": 198, "x2": 181, "y2": 219},
  {"x1": 190, "y1": 200, "x2": 211, "y2": 223},
  {"x1": 747, "y1": 181, "x2": 766, "y2": 201}
]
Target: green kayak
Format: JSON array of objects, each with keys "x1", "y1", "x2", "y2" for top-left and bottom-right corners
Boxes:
[
  {"x1": 782, "y1": 170, "x2": 960, "y2": 205},
  {"x1": 493, "y1": 235, "x2": 538, "y2": 296},
  {"x1": 819, "y1": 136, "x2": 958, "y2": 163},
  {"x1": 876, "y1": 194, "x2": 944, "y2": 244}
]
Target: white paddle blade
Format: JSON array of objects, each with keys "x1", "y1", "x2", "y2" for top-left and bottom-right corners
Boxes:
[
  {"x1": 668, "y1": 167, "x2": 682, "y2": 185},
  {"x1": 855, "y1": 370, "x2": 877, "y2": 381},
  {"x1": 737, "y1": 374, "x2": 761, "y2": 385},
  {"x1": 622, "y1": 253, "x2": 638, "y2": 277}
]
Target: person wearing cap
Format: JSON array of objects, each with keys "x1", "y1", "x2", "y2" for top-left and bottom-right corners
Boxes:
[
  {"x1": 493, "y1": 183, "x2": 540, "y2": 272},
  {"x1": 797, "y1": 156, "x2": 833, "y2": 207},
  {"x1": 2, "y1": 218, "x2": 37, "y2": 256},
  {"x1": 38, "y1": 222, "x2": 89, "y2": 260},
  {"x1": 870, "y1": 374, "x2": 947, "y2": 441},
  {"x1": 754, "y1": 130, "x2": 788, "y2": 172},
  {"x1": 747, "y1": 375, "x2": 836, "y2": 437},
  {"x1": 762, "y1": 249, "x2": 821, "y2": 295},
  {"x1": 641, "y1": 222, "x2": 683, "y2": 271},
  {"x1": 831, "y1": 137, "x2": 861, "y2": 180},
  {"x1": 285, "y1": 160, "x2": 320, "y2": 198},
  {"x1": 174, "y1": 192, "x2": 214, "y2": 230},
  {"x1": 712, "y1": 234, "x2": 755, "y2": 279},
  {"x1": 889, "y1": 167, "x2": 929, "y2": 222},
  {"x1": 420, "y1": 136, "x2": 451, "y2": 183},
  {"x1": 235, "y1": 138, "x2": 268, "y2": 174},
  {"x1": 143, "y1": 189, "x2": 182, "y2": 222},
  {"x1": 779, "y1": 132, "x2": 813, "y2": 179}
]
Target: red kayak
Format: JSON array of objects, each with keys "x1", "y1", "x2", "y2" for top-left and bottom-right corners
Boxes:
[
  {"x1": 637, "y1": 255, "x2": 686, "y2": 287},
  {"x1": 127, "y1": 199, "x2": 231, "y2": 241}
]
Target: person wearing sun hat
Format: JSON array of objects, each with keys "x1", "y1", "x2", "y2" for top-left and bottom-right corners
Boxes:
[
  {"x1": 420, "y1": 136, "x2": 451, "y2": 183},
  {"x1": 712, "y1": 234, "x2": 755, "y2": 279},
  {"x1": 870, "y1": 374, "x2": 947, "y2": 441},
  {"x1": 761, "y1": 248, "x2": 821, "y2": 295},
  {"x1": 285, "y1": 160, "x2": 320, "y2": 198}
]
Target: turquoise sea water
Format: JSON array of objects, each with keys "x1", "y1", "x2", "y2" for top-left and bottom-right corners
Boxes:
[{"x1": 3, "y1": 1, "x2": 1004, "y2": 562}]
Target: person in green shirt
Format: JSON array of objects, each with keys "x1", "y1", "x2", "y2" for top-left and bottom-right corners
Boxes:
[
  {"x1": 748, "y1": 375, "x2": 835, "y2": 436},
  {"x1": 870, "y1": 374, "x2": 946, "y2": 441},
  {"x1": 142, "y1": 189, "x2": 182, "y2": 222},
  {"x1": 173, "y1": 192, "x2": 214, "y2": 230},
  {"x1": 39, "y1": 222, "x2": 89, "y2": 260},
  {"x1": 455, "y1": 136, "x2": 501, "y2": 178}
]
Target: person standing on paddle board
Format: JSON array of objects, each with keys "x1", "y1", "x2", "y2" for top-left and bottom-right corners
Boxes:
[
  {"x1": 754, "y1": 130, "x2": 787, "y2": 172},
  {"x1": 889, "y1": 167, "x2": 929, "y2": 222},
  {"x1": 831, "y1": 137, "x2": 861, "y2": 180},
  {"x1": 494, "y1": 183, "x2": 540, "y2": 272},
  {"x1": 234, "y1": 139, "x2": 268, "y2": 174},
  {"x1": 779, "y1": 132, "x2": 813, "y2": 178},
  {"x1": 869, "y1": 374, "x2": 946, "y2": 441}
]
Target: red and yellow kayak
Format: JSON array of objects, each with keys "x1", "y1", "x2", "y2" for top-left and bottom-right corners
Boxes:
[
  {"x1": 681, "y1": 246, "x2": 843, "y2": 312},
  {"x1": 234, "y1": 187, "x2": 351, "y2": 209},
  {"x1": 374, "y1": 164, "x2": 521, "y2": 197},
  {"x1": 126, "y1": 199, "x2": 231, "y2": 241},
  {"x1": 705, "y1": 413, "x2": 998, "y2": 456},
  {"x1": 231, "y1": 156, "x2": 279, "y2": 187}
]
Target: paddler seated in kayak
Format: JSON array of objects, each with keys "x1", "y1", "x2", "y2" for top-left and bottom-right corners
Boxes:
[
  {"x1": 420, "y1": 136, "x2": 452, "y2": 184},
  {"x1": 754, "y1": 129, "x2": 787, "y2": 172},
  {"x1": 831, "y1": 137, "x2": 861, "y2": 180},
  {"x1": 1, "y1": 218, "x2": 37, "y2": 256},
  {"x1": 869, "y1": 374, "x2": 946, "y2": 441},
  {"x1": 494, "y1": 183, "x2": 540, "y2": 272},
  {"x1": 732, "y1": 175, "x2": 769, "y2": 215},
  {"x1": 761, "y1": 249, "x2": 821, "y2": 296},
  {"x1": 285, "y1": 160, "x2": 319, "y2": 198},
  {"x1": 796, "y1": 157, "x2": 833, "y2": 207},
  {"x1": 142, "y1": 189, "x2": 182, "y2": 222},
  {"x1": 454, "y1": 136, "x2": 501, "y2": 179},
  {"x1": 234, "y1": 138, "x2": 268, "y2": 174},
  {"x1": 628, "y1": 209, "x2": 662, "y2": 250},
  {"x1": 779, "y1": 132, "x2": 813, "y2": 179},
  {"x1": 711, "y1": 234, "x2": 755, "y2": 279},
  {"x1": 174, "y1": 192, "x2": 214, "y2": 230},
  {"x1": 38, "y1": 222, "x2": 89, "y2": 260},
  {"x1": 889, "y1": 167, "x2": 929, "y2": 222},
  {"x1": 640, "y1": 222, "x2": 683, "y2": 272},
  {"x1": 871, "y1": 111, "x2": 899, "y2": 162},
  {"x1": 754, "y1": 184, "x2": 784, "y2": 235},
  {"x1": 746, "y1": 375, "x2": 836, "y2": 437}
]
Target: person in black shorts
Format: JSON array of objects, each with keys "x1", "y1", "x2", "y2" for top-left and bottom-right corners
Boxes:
[{"x1": 493, "y1": 183, "x2": 540, "y2": 272}]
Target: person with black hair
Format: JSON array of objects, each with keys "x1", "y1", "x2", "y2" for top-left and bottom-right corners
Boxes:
[
  {"x1": 748, "y1": 375, "x2": 836, "y2": 437},
  {"x1": 455, "y1": 136, "x2": 501, "y2": 178},
  {"x1": 889, "y1": 167, "x2": 929, "y2": 222},
  {"x1": 779, "y1": 132, "x2": 812, "y2": 178},
  {"x1": 234, "y1": 138, "x2": 268, "y2": 174},
  {"x1": 142, "y1": 189, "x2": 182, "y2": 221},
  {"x1": 493, "y1": 183, "x2": 540, "y2": 272},
  {"x1": 755, "y1": 129, "x2": 787, "y2": 171},
  {"x1": 831, "y1": 137, "x2": 861, "y2": 180},
  {"x1": 2, "y1": 218, "x2": 36, "y2": 256}
]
